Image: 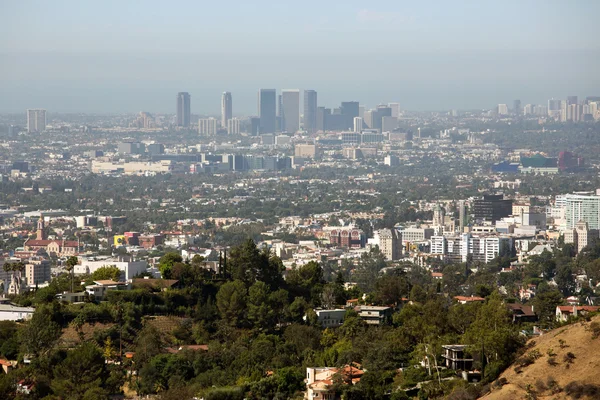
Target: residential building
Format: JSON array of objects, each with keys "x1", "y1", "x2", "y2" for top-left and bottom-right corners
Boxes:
[
  {"x1": 374, "y1": 229, "x2": 402, "y2": 261},
  {"x1": 314, "y1": 309, "x2": 346, "y2": 328},
  {"x1": 353, "y1": 117, "x2": 363, "y2": 133},
  {"x1": 176, "y1": 92, "x2": 191, "y2": 127},
  {"x1": 258, "y1": 89, "x2": 277, "y2": 134},
  {"x1": 556, "y1": 305, "x2": 600, "y2": 322},
  {"x1": 24, "y1": 257, "x2": 51, "y2": 286},
  {"x1": 199, "y1": 118, "x2": 218, "y2": 136},
  {"x1": 221, "y1": 91, "x2": 232, "y2": 127},
  {"x1": 227, "y1": 118, "x2": 240, "y2": 135},
  {"x1": 281, "y1": 89, "x2": 300, "y2": 133},
  {"x1": 564, "y1": 220, "x2": 600, "y2": 254},
  {"x1": 564, "y1": 193, "x2": 600, "y2": 230},
  {"x1": 442, "y1": 345, "x2": 473, "y2": 371},
  {"x1": 497, "y1": 104, "x2": 509, "y2": 115},
  {"x1": 85, "y1": 280, "x2": 130, "y2": 301},
  {"x1": 304, "y1": 90, "x2": 317, "y2": 133},
  {"x1": 356, "y1": 306, "x2": 392, "y2": 325},
  {"x1": 384, "y1": 155, "x2": 399, "y2": 167},
  {"x1": 400, "y1": 227, "x2": 435, "y2": 243},
  {"x1": 27, "y1": 109, "x2": 46, "y2": 133},
  {"x1": 305, "y1": 365, "x2": 363, "y2": 400},
  {"x1": 0, "y1": 299, "x2": 34, "y2": 321},
  {"x1": 431, "y1": 234, "x2": 512, "y2": 263}
]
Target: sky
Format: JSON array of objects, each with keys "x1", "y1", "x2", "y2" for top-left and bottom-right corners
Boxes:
[{"x1": 1, "y1": 0, "x2": 599, "y2": 114}]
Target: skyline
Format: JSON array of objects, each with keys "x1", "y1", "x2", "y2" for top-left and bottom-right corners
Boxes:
[{"x1": 1, "y1": 1, "x2": 599, "y2": 113}]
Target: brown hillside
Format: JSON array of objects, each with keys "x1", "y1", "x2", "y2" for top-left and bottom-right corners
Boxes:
[{"x1": 481, "y1": 315, "x2": 600, "y2": 400}]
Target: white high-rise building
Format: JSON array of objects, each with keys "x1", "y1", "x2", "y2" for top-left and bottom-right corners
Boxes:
[
  {"x1": 497, "y1": 104, "x2": 509, "y2": 115},
  {"x1": 564, "y1": 193, "x2": 600, "y2": 230},
  {"x1": 221, "y1": 92, "x2": 232, "y2": 128},
  {"x1": 280, "y1": 89, "x2": 300, "y2": 133},
  {"x1": 27, "y1": 109, "x2": 46, "y2": 133},
  {"x1": 227, "y1": 118, "x2": 240, "y2": 135},
  {"x1": 523, "y1": 104, "x2": 533, "y2": 115},
  {"x1": 353, "y1": 117, "x2": 363, "y2": 133},
  {"x1": 198, "y1": 118, "x2": 218, "y2": 136}
]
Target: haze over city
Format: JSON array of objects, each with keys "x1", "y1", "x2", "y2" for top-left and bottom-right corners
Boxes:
[{"x1": 1, "y1": 0, "x2": 599, "y2": 114}]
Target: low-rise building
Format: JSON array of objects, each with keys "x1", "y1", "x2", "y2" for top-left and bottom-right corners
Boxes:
[
  {"x1": 356, "y1": 306, "x2": 392, "y2": 325},
  {"x1": 0, "y1": 298, "x2": 34, "y2": 321}
]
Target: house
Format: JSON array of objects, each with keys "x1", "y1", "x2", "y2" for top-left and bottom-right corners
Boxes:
[
  {"x1": 131, "y1": 278, "x2": 180, "y2": 291},
  {"x1": 454, "y1": 296, "x2": 486, "y2": 305},
  {"x1": 85, "y1": 280, "x2": 130, "y2": 301},
  {"x1": 442, "y1": 345, "x2": 474, "y2": 371},
  {"x1": 345, "y1": 298, "x2": 359, "y2": 308},
  {"x1": 566, "y1": 296, "x2": 579, "y2": 306},
  {"x1": 518, "y1": 284, "x2": 537, "y2": 302},
  {"x1": 314, "y1": 309, "x2": 346, "y2": 328},
  {"x1": 57, "y1": 291, "x2": 88, "y2": 303},
  {"x1": 432, "y1": 272, "x2": 443, "y2": 280},
  {"x1": 556, "y1": 305, "x2": 600, "y2": 322},
  {"x1": 355, "y1": 306, "x2": 392, "y2": 325},
  {"x1": 0, "y1": 298, "x2": 34, "y2": 321},
  {"x1": 305, "y1": 365, "x2": 363, "y2": 400},
  {"x1": 17, "y1": 380, "x2": 34, "y2": 395},
  {"x1": 506, "y1": 303, "x2": 537, "y2": 323}
]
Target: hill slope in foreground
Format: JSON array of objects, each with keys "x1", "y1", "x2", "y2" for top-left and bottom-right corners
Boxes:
[{"x1": 481, "y1": 315, "x2": 600, "y2": 399}]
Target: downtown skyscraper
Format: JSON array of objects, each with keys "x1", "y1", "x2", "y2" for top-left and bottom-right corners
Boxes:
[
  {"x1": 176, "y1": 92, "x2": 191, "y2": 127},
  {"x1": 258, "y1": 89, "x2": 276, "y2": 134},
  {"x1": 304, "y1": 90, "x2": 317, "y2": 133},
  {"x1": 281, "y1": 89, "x2": 300, "y2": 133},
  {"x1": 221, "y1": 92, "x2": 232, "y2": 128}
]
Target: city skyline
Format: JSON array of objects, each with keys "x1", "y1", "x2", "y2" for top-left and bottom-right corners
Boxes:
[{"x1": 2, "y1": 1, "x2": 599, "y2": 113}]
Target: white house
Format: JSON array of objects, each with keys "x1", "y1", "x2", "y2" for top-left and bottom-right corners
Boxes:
[{"x1": 0, "y1": 299, "x2": 34, "y2": 321}]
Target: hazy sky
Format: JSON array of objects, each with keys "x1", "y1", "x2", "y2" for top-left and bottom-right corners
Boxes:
[{"x1": 1, "y1": 0, "x2": 599, "y2": 114}]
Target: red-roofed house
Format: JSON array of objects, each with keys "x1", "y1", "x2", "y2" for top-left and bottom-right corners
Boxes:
[{"x1": 305, "y1": 364, "x2": 363, "y2": 400}]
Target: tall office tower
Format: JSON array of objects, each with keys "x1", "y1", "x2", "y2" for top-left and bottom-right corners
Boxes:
[
  {"x1": 473, "y1": 194, "x2": 512, "y2": 223},
  {"x1": 567, "y1": 96, "x2": 578, "y2": 106},
  {"x1": 303, "y1": 90, "x2": 317, "y2": 133},
  {"x1": 316, "y1": 107, "x2": 328, "y2": 131},
  {"x1": 547, "y1": 99, "x2": 561, "y2": 115},
  {"x1": 250, "y1": 117, "x2": 260, "y2": 136},
  {"x1": 497, "y1": 104, "x2": 509, "y2": 115},
  {"x1": 176, "y1": 92, "x2": 191, "y2": 127},
  {"x1": 363, "y1": 110, "x2": 373, "y2": 129},
  {"x1": 371, "y1": 105, "x2": 392, "y2": 132},
  {"x1": 258, "y1": 89, "x2": 277, "y2": 134},
  {"x1": 523, "y1": 104, "x2": 532, "y2": 115},
  {"x1": 281, "y1": 89, "x2": 300, "y2": 133},
  {"x1": 198, "y1": 118, "x2": 217, "y2": 136},
  {"x1": 341, "y1": 101, "x2": 359, "y2": 130},
  {"x1": 27, "y1": 109, "x2": 47, "y2": 133},
  {"x1": 513, "y1": 99, "x2": 521, "y2": 115},
  {"x1": 358, "y1": 106, "x2": 365, "y2": 119},
  {"x1": 458, "y1": 200, "x2": 466, "y2": 233},
  {"x1": 564, "y1": 193, "x2": 600, "y2": 230},
  {"x1": 221, "y1": 92, "x2": 232, "y2": 127},
  {"x1": 227, "y1": 118, "x2": 240, "y2": 135},
  {"x1": 388, "y1": 103, "x2": 401, "y2": 118},
  {"x1": 353, "y1": 117, "x2": 363, "y2": 133}
]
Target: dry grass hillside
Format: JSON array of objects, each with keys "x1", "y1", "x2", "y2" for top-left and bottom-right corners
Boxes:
[{"x1": 481, "y1": 315, "x2": 600, "y2": 399}]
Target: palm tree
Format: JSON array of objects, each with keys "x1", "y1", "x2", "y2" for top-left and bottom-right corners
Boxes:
[{"x1": 65, "y1": 256, "x2": 78, "y2": 292}]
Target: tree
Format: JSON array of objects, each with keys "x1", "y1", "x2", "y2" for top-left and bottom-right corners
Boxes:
[
  {"x1": 216, "y1": 280, "x2": 248, "y2": 327},
  {"x1": 532, "y1": 290, "x2": 563, "y2": 328},
  {"x1": 228, "y1": 239, "x2": 284, "y2": 289},
  {"x1": 134, "y1": 324, "x2": 163, "y2": 367},
  {"x1": 373, "y1": 274, "x2": 409, "y2": 305},
  {"x1": 158, "y1": 252, "x2": 183, "y2": 279},
  {"x1": 353, "y1": 249, "x2": 387, "y2": 292},
  {"x1": 51, "y1": 341, "x2": 109, "y2": 399},
  {"x1": 555, "y1": 263, "x2": 576, "y2": 296},
  {"x1": 247, "y1": 281, "x2": 272, "y2": 331},
  {"x1": 18, "y1": 305, "x2": 61, "y2": 357},
  {"x1": 65, "y1": 256, "x2": 78, "y2": 292},
  {"x1": 92, "y1": 265, "x2": 122, "y2": 282}
]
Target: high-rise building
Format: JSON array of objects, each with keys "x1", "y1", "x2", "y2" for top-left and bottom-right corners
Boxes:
[
  {"x1": 567, "y1": 96, "x2": 578, "y2": 106},
  {"x1": 523, "y1": 104, "x2": 533, "y2": 115},
  {"x1": 250, "y1": 117, "x2": 260, "y2": 136},
  {"x1": 473, "y1": 194, "x2": 512, "y2": 223},
  {"x1": 371, "y1": 106, "x2": 392, "y2": 132},
  {"x1": 341, "y1": 101, "x2": 359, "y2": 130},
  {"x1": 513, "y1": 100, "x2": 521, "y2": 115},
  {"x1": 221, "y1": 92, "x2": 232, "y2": 128},
  {"x1": 388, "y1": 103, "x2": 401, "y2": 118},
  {"x1": 353, "y1": 117, "x2": 363, "y2": 133},
  {"x1": 303, "y1": 90, "x2": 317, "y2": 133},
  {"x1": 198, "y1": 118, "x2": 217, "y2": 136},
  {"x1": 316, "y1": 107, "x2": 329, "y2": 131},
  {"x1": 176, "y1": 92, "x2": 191, "y2": 127},
  {"x1": 258, "y1": 89, "x2": 277, "y2": 134},
  {"x1": 375, "y1": 229, "x2": 402, "y2": 261},
  {"x1": 564, "y1": 193, "x2": 600, "y2": 230},
  {"x1": 27, "y1": 109, "x2": 46, "y2": 133},
  {"x1": 564, "y1": 220, "x2": 600, "y2": 254},
  {"x1": 497, "y1": 104, "x2": 509, "y2": 115},
  {"x1": 381, "y1": 116, "x2": 398, "y2": 132},
  {"x1": 458, "y1": 200, "x2": 466, "y2": 233},
  {"x1": 281, "y1": 89, "x2": 300, "y2": 133},
  {"x1": 227, "y1": 118, "x2": 240, "y2": 135}
]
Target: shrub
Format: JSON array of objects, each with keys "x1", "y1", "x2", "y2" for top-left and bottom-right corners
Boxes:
[
  {"x1": 588, "y1": 321, "x2": 600, "y2": 339},
  {"x1": 558, "y1": 339, "x2": 568, "y2": 348},
  {"x1": 547, "y1": 357, "x2": 558, "y2": 366},
  {"x1": 563, "y1": 352, "x2": 576, "y2": 364},
  {"x1": 535, "y1": 378, "x2": 546, "y2": 392},
  {"x1": 546, "y1": 376, "x2": 561, "y2": 395},
  {"x1": 564, "y1": 381, "x2": 600, "y2": 399},
  {"x1": 546, "y1": 348, "x2": 556, "y2": 357}
]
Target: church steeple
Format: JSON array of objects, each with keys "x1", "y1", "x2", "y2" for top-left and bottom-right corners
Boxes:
[{"x1": 37, "y1": 214, "x2": 46, "y2": 240}]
